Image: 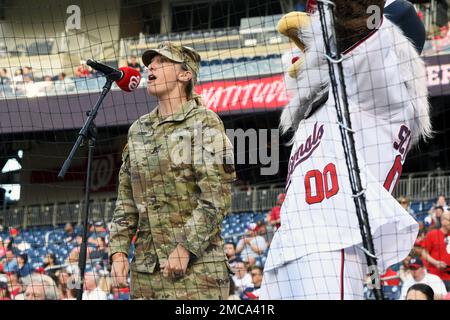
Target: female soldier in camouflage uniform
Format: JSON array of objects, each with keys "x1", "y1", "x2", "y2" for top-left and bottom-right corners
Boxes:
[{"x1": 109, "y1": 42, "x2": 235, "y2": 299}]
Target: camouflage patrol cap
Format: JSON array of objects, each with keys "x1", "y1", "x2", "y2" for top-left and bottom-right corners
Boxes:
[{"x1": 142, "y1": 41, "x2": 201, "y2": 76}]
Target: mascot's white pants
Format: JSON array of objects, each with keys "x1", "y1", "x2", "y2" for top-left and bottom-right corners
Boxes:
[{"x1": 260, "y1": 245, "x2": 369, "y2": 300}]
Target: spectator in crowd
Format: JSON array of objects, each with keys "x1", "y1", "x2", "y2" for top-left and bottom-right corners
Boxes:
[
  {"x1": 54, "y1": 72, "x2": 75, "y2": 92},
  {"x1": 398, "y1": 196, "x2": 415, "y2": 216},
  {"x1": 0, "y1": 68, "x2": 9, "y2": 84},
  {"x1": 428, "y1": 194, "x2": 447, "y2": 215},
  {"x1": 75, "y1": 61, "x2": 91, "y2": 77},
  {"x1": 236, "y1": 223, "x2": 268, "y2": 266},
  {"x1": 432, "y1": 25, "x2": 450, "y2": 52},
  {"x1": 425, "y1": 205, "x2": 444, "y2": 230},
  {"x1": 13, "y1": 68, "x2": 25, "y2": 95},
  {"x1": 0, "y1": 237, "x2": 7, "y2": 259},
  {"x1": 86, "y1": 220, "x2": 107, "y2": 245},
  {"x1": 255, "y1": 220, "x2": 268, "y2": 238},
  {"x1": 433, "y1": 205, "x2": 443, "y2": 229},
  {"x1": 90, "y1": 221, "x2": 107, "y2": 239},
  {"x1": 8, "y1": 227, "x2": 19, "y2": 248},
  {"x1": 89, "y1": 236, "x2": 109, "y2": 267},
  {"x1": 67, "y1": 234, "x2": 93, "y2": 265},
  {"x1": 3, "y1": 251, "x2": 18, "y2": 273},
  {"x1": 55, "y1": 267, "x2": 75, "y2": 300},
  {"x1": 0, "y1": 68, "x2": 12, "y2": 96},
  {"x1": 16, "y1": 253, "x2": 32, "y2": 279},
  {"x1": 42, "y1": 253, "x2": 59, "y2": 279},
  {"x1": 22, "y1": 66, "x2": 34, "y2": 83},
  {"x1": 0, "y1": 279, "x2": 11, "y2": 300},
  {"x1": 240, "y1": 265, "x2": 263, "y2": 300},
  {"x1": 63, "y1": 222, "x2": 78, "y2": 244},
  {"x1": 406, "y1": 283, "x2": 435, "y2": 300},
  {"x1": 400, "y1": 257, "x2": 448, "y2": 300},
  {"x1": 57, "y1": 72, "x2": 67, "y2": 81},
  {"x1": 224, "y1": 242, "x2": 239, "y2": 270},
  {"x1": 231, "y1": 261, "x2": 253, "y2": 295},
  {"x1": 24, "y1": 274, "x2": 59, "y2": 300},
  {"x1": 43, "y1": 75, "x2": 53, "y2": 83},
  {"x1": 6, "y1": 273, "x2": 23, "y2": 300},
  {"x1": 82, "y1": 271, "x2": 108, "y2": 300},
  {"x1": 267, "y1": 193, "x2": 285, "y2": 231},
  {"x1": 127, "y1": 55, "x2": 143, "y2": 72},
  {"x1": 421, "y1": 211, "x2": 450, "y2": 291}
]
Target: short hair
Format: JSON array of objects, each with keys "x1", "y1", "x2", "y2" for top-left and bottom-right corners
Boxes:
[
  {"x1": 26, "y1": 274, "x2": 59, "y2": 300},
  {"x1": 248, "y1": 265, "x2": 263, "y2": 274},
  {"x1": 407, "y1": 283, "x2": 434, "y2": 300},
  {"x1": 224, "y1": 242, "x2": 236, "y2": 250}
]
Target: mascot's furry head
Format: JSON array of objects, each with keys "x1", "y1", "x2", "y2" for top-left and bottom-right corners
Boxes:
[{"x1": 277, "y1": 0, "x2": 431, "y2": 145}]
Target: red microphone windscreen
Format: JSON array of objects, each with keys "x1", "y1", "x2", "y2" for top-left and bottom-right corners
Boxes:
[{"x1": 116, "y1": 67, "x2": 141, "y2": 92}]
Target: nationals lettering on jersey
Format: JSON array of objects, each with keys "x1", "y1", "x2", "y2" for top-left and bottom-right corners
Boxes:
[{"x1": 286, "y1": 122, "x2": 324, "y2": 191}]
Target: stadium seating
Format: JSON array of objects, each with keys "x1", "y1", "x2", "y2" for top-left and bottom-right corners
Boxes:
[
  {"x1": 0, "y1": 53, "x2": 284, "y2": 99},
  {"x1": 26, "y1": 40, "x2": 54, "y2": 56},
  {"x1": 3, "y1": 211, "x2": 268, "y2": 275}
]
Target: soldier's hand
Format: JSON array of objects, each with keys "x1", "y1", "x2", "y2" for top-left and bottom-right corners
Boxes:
[
  {"x1": 162, "y1": 244, "x2": 190, "y2": 279},
  {"x1": 111, "y1": 253, "x2": 129, "y2": 287}
]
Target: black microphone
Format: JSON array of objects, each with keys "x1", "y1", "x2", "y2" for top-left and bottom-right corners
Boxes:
[{"x1": 86, "y1": 59, "x2": 123, "y2": 81}]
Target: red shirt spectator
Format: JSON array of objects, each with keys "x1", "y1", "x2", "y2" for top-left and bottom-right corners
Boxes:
[
  {"x1": 267, "y1": 193, "x2": 285, "y2": 230},
  {"x1": 421, "y1": 212, "x2": 450, "y2": 282},
  {"x1": 75, "y1": 62, "x2": 91, "y2": 77}
]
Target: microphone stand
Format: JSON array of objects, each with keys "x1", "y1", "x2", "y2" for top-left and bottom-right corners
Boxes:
[{"x1": 58, "y1": 71, "x2": 120, "y2": 300}]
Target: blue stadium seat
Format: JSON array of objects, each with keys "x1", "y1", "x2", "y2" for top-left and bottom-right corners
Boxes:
[
  {"x1": 410, "y1": 201, "x2": 421, "y2": 213},
  {"x1": 221, "y1": 58, "x2": 233, "y2": 65},
  {"x1": 423, "y1": 200, "x2": 434, "y2": 212},
  {"x1": 26, "y1": 40, "x2": 53, "y2": 56},
  {"x1": 209, "y1": 59, "x2": 221, "y2": 66},
  {"x1": 236, "y1": 57, "x2": 250, "y2": 63}
]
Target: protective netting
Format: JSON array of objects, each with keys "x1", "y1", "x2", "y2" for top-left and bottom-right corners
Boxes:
[{"x1": 0, "y1": 0, "x2": 449, "y2": 301}]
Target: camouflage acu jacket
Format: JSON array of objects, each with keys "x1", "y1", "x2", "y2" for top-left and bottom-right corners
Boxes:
[{"x1": 109, "y1": 99, "x2": 235, "y2": 274}]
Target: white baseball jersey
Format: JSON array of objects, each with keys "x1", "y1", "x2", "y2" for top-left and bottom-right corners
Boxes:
[{"x1": 264, "y1": 18, "x2": 425, "y2": 273}]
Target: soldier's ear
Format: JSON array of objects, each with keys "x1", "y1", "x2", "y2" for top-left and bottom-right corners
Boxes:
[{"x1": 177, "y1": 69, "x2": 193, "y2": 83}]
